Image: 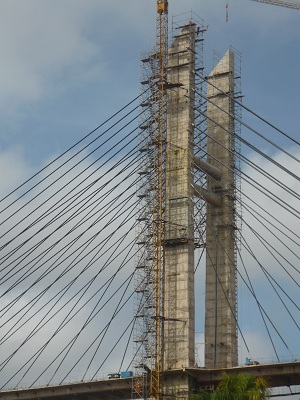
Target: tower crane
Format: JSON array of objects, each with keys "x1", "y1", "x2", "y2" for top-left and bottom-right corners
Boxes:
[
  {"x1": 250, "y1": 0, "x2": 300, "y2": 9},
  {"x1": 226, "y1": 0, "x2": 299, "y2": 23},
  {"x1": 147, "y1": 1, "x2": 168, "y2": 400}
]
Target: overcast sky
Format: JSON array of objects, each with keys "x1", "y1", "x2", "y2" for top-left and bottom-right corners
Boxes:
[
  {"x1": 0, "y1": 0, "x2": 299, "y2": 397},
  {"x1": 1, "y1": 0, "x2": 299, "y2": 170}
]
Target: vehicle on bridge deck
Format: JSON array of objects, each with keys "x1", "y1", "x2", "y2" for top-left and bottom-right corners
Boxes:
[
  {"x1": 107, "y1": 371, "x2": 133, "y2": 379},
  {"x1": 245, "y1": 357, "x2": 260, "y2": 366},
  {"x1": 107, "y1": 373, "x2": 120, "y2": 379},
  {"x1": 120, "y1": 371, "x2": 133, "y2": 378}
]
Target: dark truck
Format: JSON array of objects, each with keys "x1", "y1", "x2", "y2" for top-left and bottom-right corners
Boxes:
[{"x1": 107, "y1": 371, "x2": 133, "y2": 379}]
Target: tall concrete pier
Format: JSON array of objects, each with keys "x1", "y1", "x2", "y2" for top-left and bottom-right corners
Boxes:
[
  {"x1": 163, "y1": 22, "x2": 196, "y2": 399},
  {"x1": 204, "y1": 50, "x2": 238, "y2": 369}
]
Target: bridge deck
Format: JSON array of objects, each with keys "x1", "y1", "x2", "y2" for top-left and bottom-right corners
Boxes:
[{"x1": 1, "y1": 362, "x2": 299, "y2": 400}]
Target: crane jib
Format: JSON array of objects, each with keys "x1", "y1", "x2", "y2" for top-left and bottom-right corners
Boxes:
[{"x1": 250, "y1": 0, "x2": 300, "y2": 10}]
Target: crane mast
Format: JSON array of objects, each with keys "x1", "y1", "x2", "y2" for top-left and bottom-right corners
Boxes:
[
  {"x1": 250, "y1": 0, "x2": 300, "y2": 9},
  {"x1": 149, "y1": 1, "x2": 168, "y2": 399}
]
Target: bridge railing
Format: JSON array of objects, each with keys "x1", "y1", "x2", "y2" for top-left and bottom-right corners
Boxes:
[{"x1": 242, "y1": 355, "x2": 299, "y2": 366}]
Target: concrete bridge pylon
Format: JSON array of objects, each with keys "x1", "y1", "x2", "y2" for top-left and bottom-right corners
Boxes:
[
  {"x1": 133, "y1": 13, "x2": 239, "y2": 399},
  {"x1": 205, "y1": 49, "x2": 238, "y2": 369},
  {"x1": 164, "y1": 41, "x2": 238, "y2": 400}
]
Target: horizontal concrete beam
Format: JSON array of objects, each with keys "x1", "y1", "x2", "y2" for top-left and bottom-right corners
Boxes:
[
  {"x1": 169, "y1": 361, "x2": 300, "y2": 389},
  {"x1": 194, "y1": 156, "x2": 222, "y2": 181},
  {"x1": 194, "y1": 184, "x2": 221, "y2": 207},
  {"x1": 0, "y1": 378, "x2": 132, "y2": 400}
]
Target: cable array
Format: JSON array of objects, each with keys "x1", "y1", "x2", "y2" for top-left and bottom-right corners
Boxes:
[
  {"x1": 0, "y1": 95, "x2": 148, "y2": 389},
  {"x1": 0, "y1": 49, "x2": 299, "y2": 390},
  {"x1": 193, "y1": 67, "x2": 300, "y2": 365}
]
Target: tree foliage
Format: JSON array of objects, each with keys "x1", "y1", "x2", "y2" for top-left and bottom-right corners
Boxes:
[{"x1": 191, "y1": 372, "x2": 270, "y2": 400}]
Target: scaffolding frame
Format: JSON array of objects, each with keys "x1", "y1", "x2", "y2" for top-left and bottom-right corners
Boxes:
[
  {"x1": 132, "y1": 11, "x2": 207, "y2": 400},
  {"x1": 132, "y1": 2, "x2": 168, "y2": 399}
]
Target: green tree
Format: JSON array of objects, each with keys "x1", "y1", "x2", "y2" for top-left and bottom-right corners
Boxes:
[{"x1": 191, "y1": 372, "x2": 270, "y2": 400}]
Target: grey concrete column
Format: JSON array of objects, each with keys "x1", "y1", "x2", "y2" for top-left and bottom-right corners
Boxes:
[
  {"x1": 163, "y1": 22, "x2": 196, "y2": 399},
  {"x1": 204, "y1": 50, "x2": 238, "y2": 369}
]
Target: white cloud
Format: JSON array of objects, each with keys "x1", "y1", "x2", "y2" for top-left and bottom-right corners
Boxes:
[
  {"x1": 0, "y1": 137, "x2": 299, "y2": 396},
  {"x1": 241, "y1": 147, "x2": 300, "y2": 283},
  {"x1": 0, "y1": 1, "x2": 102, "y2": 109},
  {"x1": 236, "y1": 146, "x2": 300, "y2": 373},
  {"x1": 0, "y1": 149, "x2": 34, "y2": 195},
  {"x1": 0, "y1": 145, "x2": 137, "y2": 388}
]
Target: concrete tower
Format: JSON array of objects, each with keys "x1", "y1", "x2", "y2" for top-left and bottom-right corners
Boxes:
[
  {"x1": 134, "y1": 21, "x2": 238, "y2": 397},
  {"x1": 204, "y1": 50, "x2": 238, "y2": 368},
  {"x1": 163, "y1": 22, "x2": 196, "y2": 398}
]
